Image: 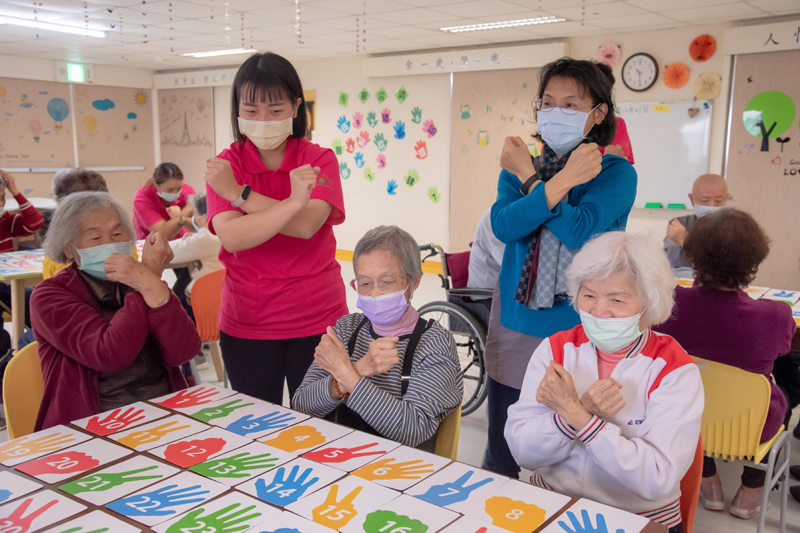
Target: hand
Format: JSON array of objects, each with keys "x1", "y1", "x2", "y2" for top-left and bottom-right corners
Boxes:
[
  {"x1": 311, "y1": 485, "x2": 361, "y2": 528},
  {"x1": 190, "y1": 399, "x2": 254, "y2": 423},
  {"x1": 500, "y1": 136, "x2": 535, "y2": 179},
  {"x1": 0, "y1": 433, "x2": 76, "y2": 463},
  {"x1": 485, "y1": 496, "x2": 547, "y2": 533},
  {"x1": 166, "y1": 206, "x2": 181, "y2": 219},
  {"x1": 104, "y1": 253, "x2": 168, "y2": 308},
  {"x1": 106, "y1": 484, "x2": 210, "y2": 517},
  {"x1": 225, "y1": 412, "x2": 297, "y2": 436},
  {"x1": 16, "y1": 450, "x2": 99, "y2": 477},
  {"x1": 254, "y1": 465, "x2": 319, "y2": 506},
  {"x1": 163, "y1": 437, "x2": 226, "y2": 468},
  {"x1": 0, "y1": 170, "x2": 19, "y2": 196},
  {"x1": 561, "y1": 143, "x2": 602, "y2": 186},
  {"x1": 115, "y1": 420, "x2": 191, "y2": 449},
  {"x1": 603, "y1": 144, "x2": 626, "y2": 160},
  {"x1": 558, "y1": 510, "x2": 622, "y2": 533},
  {"x1": 666, "y1": 219, "x2": 688, "y2": 246},
  {"x1": 352, "y1": 458, "x2": 435, "y2": 481},
  {"x1": 353, "y1": 337, "x2": 399, "y2": 377},
  {"x1": 304, "y1": 442, "x2": 385, "y2": 464},
  {"x1": 262, "y1": 425, "x2": 326, "y2": 453},
  {"x1": 288, "y1": 164, "x2": 319, "y2": 207},
  {"x1": 60, "y1": 466, "x2": 161, "y2": 495},
  {"x1": 190, "y1": 452, "x2": 279, "y2": 479},
  {"x1": 363, "y1": 510, "x2": 427, "y2": 533},
  {"x1": 86, "y1": 407, "x2": 146, "y2": 436},
  {"x1": 315, "y1": 328, "x2": 357, "y2": 387},
  {"x1": 535, "y1": 363, "x2": 590, "y2": 429},
  {"x1": 156, "y1": 387, "x2": 220, "y2": 409},
  {"x1": 141, "y1": 231, "x2": 174, "y2": 276},
  {"x1": 204, "y1": 157, "x2": 240, "y2": 203},
  {"x1": 580, "y1": 378, "x2": 626, "y2": 419},
  {"x1": 0, "y1": 490, "x2": 10, "y2": 503},
  {"x1": 417, "y1": 471, "x2": 493, "y2": 506},
  {"x1": 164, "y1": 503, "x2": 261, "y2": 533},
  {"x1": 0, "y1": 497, "x2": 58, "y2": 533}
]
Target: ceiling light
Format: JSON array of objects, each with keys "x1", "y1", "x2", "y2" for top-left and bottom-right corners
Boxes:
[
  {"x1": 0, "y1": 15, "x2": 105, "y2": 38},
  {"x1": 183, "y1": 48, "x2": 257, "y2": 58},
  {"x1": 441, "y1": 16, "x2": 566, "y2": 33}
]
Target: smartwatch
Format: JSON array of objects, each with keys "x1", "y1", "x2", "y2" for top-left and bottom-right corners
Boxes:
[
  {"x1": 520, "y1": 174, "x2": 540, "y2": 196},
  {"x1": 231, "y1": 185, "x2": 251, "y2": 208}
]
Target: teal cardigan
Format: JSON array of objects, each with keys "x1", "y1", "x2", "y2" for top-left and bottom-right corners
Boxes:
[{"x1": 490, "y1": 155, "x2": 637, "y2": 338}]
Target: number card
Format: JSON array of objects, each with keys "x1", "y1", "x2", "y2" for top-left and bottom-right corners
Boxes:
[
  {"x1": 351, "y1": 446, "x2": 451, "y2": 491},
  {"x1": 148, "y1": 427, "x2": 252, "y2": 468},
  {"x1": 405, "y1": 462, "x2": 509, "y2": 515},
  {"x1": 468, "y1": 479, "x2": 571, "y2": 533},
  {"x1": 0, "y1": 490, "x2": 86, "y2": 532},
  {"x1": 792, "y1": 304, "x2": 800, "y2": 327},
  {"x1": 0, "y1": 472, "x2": 41, "y2": 504},
  {"x1": 260, "y1": 417, "x2": 354, "y2": 455},
  {"x1": 112, "y1": 415, "x2": 208, "y2": 451},
  {"x1": 105, "y1": 471, "x2": 228, "y2": 527},
  {"x1": 236, "y1": 457, "x2": 344, "y2": 508},
  {"x1": 246, "y1": 510, "x2": 334, "y2": 533},
  {"x1": 194, "y1": 394, "x2": 309, "y2": 439},
  {"x1": 538, "y1": 498, "x2": 650, "y2": 533},
  {"x1": 439, "y1": 515, "x2": 508, "y2": 533},
  {"x1": 743, "y1": 286, "x2": 770, "y2": 300},
  {"x1": 341, "y1": 494, "x2": 460, "y2": 533},
  {"x1": 46, "y1": 509, "x2": 143, "y2": 533},
  {"x1": 302, "y1": 432, "x2": 400, "y2": 472},
  {"x1": 189, "y1": 442, "x2": 294, "y2": 487},
  {"x1": 0, "y1": 425, "x2": 92, "y2": 466},
  {"x1": 72, "y1": 402, "x2": 170, "y2": 436},
  {"x1": 16, "y1": 439, "x2": 132, "y2": 484},
  {"x1": 762, "y1": 289, "x2": 800, "y2": 305},
  {"x1": 152, "y1": 490, "x2": 282, "y2": 533},
  {"x1": 60, "y1": 455, "x2": 181, "y2": 506},
  {"x1": 286, "y1": 475, "x2": 399, "y2": 530},
  {"x1": 150, "y1": 384, "x2": 237, "y2": 412}
]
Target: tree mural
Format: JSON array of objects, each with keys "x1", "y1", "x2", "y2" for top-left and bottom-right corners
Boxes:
[{"x1": 743, "y1": 91, "x2": 795, "y2": 152}]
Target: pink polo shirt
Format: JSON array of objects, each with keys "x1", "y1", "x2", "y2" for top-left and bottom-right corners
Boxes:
[
  {"x1": 133, "y1": 182, "x2": 196, "y2": 240},
  {"x1": 207, "y1": 137, "x2": 347, "y2": 340}
]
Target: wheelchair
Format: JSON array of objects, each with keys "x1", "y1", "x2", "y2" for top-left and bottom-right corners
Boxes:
[{"x1": 418, "y1": 244, "x2": 491, "y2": 416}]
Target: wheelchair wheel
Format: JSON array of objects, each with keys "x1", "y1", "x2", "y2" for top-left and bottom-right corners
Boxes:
[{"x1": 418, "y1": 301, "x2": 488, "y2": 416}]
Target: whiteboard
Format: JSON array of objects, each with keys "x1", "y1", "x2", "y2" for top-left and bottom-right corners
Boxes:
[{"x1": 617, "y1": 100, "x2": 712, "y2": 208}]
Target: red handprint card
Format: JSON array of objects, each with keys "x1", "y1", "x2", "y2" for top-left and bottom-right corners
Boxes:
[
  {"x1": 0, "y1": 425, "x2": 92, "y2": 467},
  {"x1": 301, "y1": 432, "x2": 400, "y2": 472},
  {"x1": 0, "y1": 489, "x2": 86, "y2": 532},
  {"x1": 150, "y1": 384, "x2": 237, "y2": 412},
  {"x1": 148, "y1": 427, "x2": 252, "y2": 468},
  {"x1": 72, "y1": 401, "x2": 170, "y2": 436},
  {"x1": 16, "y1": 438, "x2": 132, "y2": 484}
]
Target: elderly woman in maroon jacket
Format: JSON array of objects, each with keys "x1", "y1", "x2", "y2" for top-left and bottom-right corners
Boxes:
[{"x1": 31, "y1": 191, "x2": 201, "y2": 430}]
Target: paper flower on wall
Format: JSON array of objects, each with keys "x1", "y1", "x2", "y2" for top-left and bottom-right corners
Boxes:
[
  {"x1": 690, "y1": 34, "x2": 717, "y2": 62},
  {"x1": 695, "y1": 72, "x2": 722, "y2": 99},
  {"x1": 597, "y1": 42, "x2": 621, "y2": 67},
  {"x1": 663, "y1": 62, "x2": 690, "y2": 89}
]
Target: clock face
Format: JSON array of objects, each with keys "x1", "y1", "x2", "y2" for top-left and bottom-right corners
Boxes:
[{"x1": 622, "y1": 53, "x2": 659, "y2": 92}]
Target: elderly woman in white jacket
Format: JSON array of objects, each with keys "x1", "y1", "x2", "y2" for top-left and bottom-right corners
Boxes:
[{"x1": 505, "y1": 232, "x2": 703, "y2": 533}]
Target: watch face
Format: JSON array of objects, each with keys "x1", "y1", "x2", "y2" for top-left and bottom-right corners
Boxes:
[{"x1": 623, "y1": 54, "x2": 658, "y2": 92}]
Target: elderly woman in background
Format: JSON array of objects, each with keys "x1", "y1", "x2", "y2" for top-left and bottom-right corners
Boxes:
[
  {"x1": 293, "y1": 226, "x2": 463, "y2": 450},
  {"x1": 505, "y1": 232, "x2": 703, "y2": 533},
  {"x1": 31, "y1": 191, "x2": 201, "y2": 431}
]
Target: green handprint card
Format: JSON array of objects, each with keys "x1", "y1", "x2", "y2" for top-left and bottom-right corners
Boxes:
[
  {"x1": 152, "y1": 491, "x2": 281, "y2": 533},
  {"x1": 189, "y1": 442, "x2": 294, "y2": 486},
  {"x1": 51, "y1": 509, "x2": 141, "y2": 533},
  {"x1": 340, "y1": 495, "x2": 459, "y2": 533}
]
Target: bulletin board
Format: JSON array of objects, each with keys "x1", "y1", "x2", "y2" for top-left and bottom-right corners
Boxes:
[
  {"x1": 0, "y1": 77, "x2": 75, "y2": 169},
  {"x1": 726, "y1": 49, "x2": 800, "y2": 288},
  {"x1": 449, "y1": 68, "x2": 542, "y2": 252},
  {"x1": 159, "y1": 87, "x2": 215, "y2": 193}
]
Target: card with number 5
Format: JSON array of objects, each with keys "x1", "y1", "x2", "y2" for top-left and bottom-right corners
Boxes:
[{"x1": 302, "y1": 432, "x2": 399, "y2": 472}]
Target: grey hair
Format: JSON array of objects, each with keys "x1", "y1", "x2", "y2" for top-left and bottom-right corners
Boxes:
[
  {"x1": 44, "y1": 191, "x2": 135, "y2": 264},
  {"x1": 52, "y1": 168, "x2": 108, "y2": 201},
  {"x1": 353, "y1": 225, "x2": 423, "y2": 284},
  {"x1": 194, "y1": 193, "x2": 208, "y2": 216},
  {"x1": 566, "y1": 231, "x2": 676, "y2": 327}
]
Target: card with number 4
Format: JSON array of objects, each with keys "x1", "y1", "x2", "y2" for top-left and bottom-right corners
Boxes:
[
  {"x1": 152, "y1": 490, "x2": 282, "y2": 533},
  {"x1": 260, "y1": 417, "x2": 354, "y2": 455},
  {"x1": 341, "y1": 494, "x2": 460, "y2": 533},
  {"x1": 44, "y1": 509, "x2": 143, "y2": 533},
  {"x1": 16, "y1": 438, "x2": 132, "y2": 484},
  {"x1": 0, "y1": 489, "x2": 86, "y2": 533},
  {"x1": 190, "y1": 442, "x2": 295, "y2": 486},
  {"x1": 148, "y1": 427, "x2": 252, "y2": 468},
  {"x1": 150, "y1": 384, "x2": 237, "y2": 412},
  {"x1": 236, "y1": 457, "x2": 344, "y2": 508},
  {"x1": 0, "y1": 425, "x2": 92, "y2": 467},
  {"x1": 301, "y1": 431, "x2": 400, "y2": 472},
  {"x1": 112, "y1": 415, "x2": 207, "y2": 451},
  {"x1": 351, "y1": 446, "x2": 451, "y2": 491}
]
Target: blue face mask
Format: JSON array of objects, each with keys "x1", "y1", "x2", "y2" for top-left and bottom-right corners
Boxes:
[
  {"x1": 76, "y1": 241, "x2": 134, "y2": 280},
  {"x1": 158, "y1": 190, "x2": 180, "y2": 203},
  {"x1": 537, "y1": 105, "x2": 598, "y2": 155},
  {"x1": 191, "y1": 215, "x2": 201, "y2": 233}
]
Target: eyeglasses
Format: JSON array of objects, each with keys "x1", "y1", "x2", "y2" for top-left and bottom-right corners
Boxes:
[
  {"x1": 534, "y1": 97, "x2": 597, "y2": 115},
  {"x1": 350, "y1": 275, "x2": 407, "y2": 295}
]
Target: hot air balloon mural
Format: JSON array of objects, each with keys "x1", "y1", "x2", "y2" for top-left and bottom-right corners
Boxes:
[
  {"x1": 83, "y1": 115, "x2": 98, "y2": 135},
  {"x1": 196, "y1": 97, "x2": 205, "y2": 114},
  {"x1": 29, "y1": 119, "x2": 42, "y2": 143},
  {"x1": 46, "y1": 97, "x2": 70, "y2": 132}
]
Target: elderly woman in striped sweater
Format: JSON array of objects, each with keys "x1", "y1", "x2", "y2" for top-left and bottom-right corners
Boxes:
[{"x1": 293, "y1": 225, "x2": 463, "y2": 450}]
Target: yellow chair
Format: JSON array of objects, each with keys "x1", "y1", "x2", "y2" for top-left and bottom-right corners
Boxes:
[
  {"x1": 434, "y1": 406, "x2": 461, "y2": 461},
  {"x1": 2, "y1": 341, "x2": 43, "y2": 440},
  {"x1": 692, "y1": 356, "x2": 791, "y2": 533}
]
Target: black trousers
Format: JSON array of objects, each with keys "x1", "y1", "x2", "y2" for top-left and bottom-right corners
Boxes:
[
  {"x1": 219, "y1": 331, "x2": 319, "y2": 405},
  {"x1": 482, "y1": 376, "x2": 521, "y2": 479}
]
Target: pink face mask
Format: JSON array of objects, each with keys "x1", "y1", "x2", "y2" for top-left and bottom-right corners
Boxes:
[{"x1": 356, "y1": 288, "x2": 409, "y2": 326}]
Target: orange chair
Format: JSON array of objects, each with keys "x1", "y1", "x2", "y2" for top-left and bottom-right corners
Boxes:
[
  {"x1": 680, "y1": 439, "x2": 703, "y2": 533},
  {"x1": 190, "y1": 269, "x2": 226, "y2": 384}
]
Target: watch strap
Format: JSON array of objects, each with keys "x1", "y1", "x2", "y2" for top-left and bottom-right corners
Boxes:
[
  {"x1": 520, "y1": 175, "x2": 540, "y2": 196},
  {"x1": 231, "y1": 185, "x2": 251, "y2": 208}
]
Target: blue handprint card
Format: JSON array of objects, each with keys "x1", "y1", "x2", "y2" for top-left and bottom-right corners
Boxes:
[
  {"x1": 248, "y1": 510, "x2": 333, "y2": 533},
  {"x1": 202, "y1": 394, "x2": 310, "y2": 439},
  {"x1": 48, "y1": 510, "x2": 142, "y2": 533},
  {"x1": 148, "y1": 427, "x2": 253, "y2": 468},
  {"x1": 189, "y1": 442, "x2": 295, "y2": 487},
  {"x1": 0, "y1": 471, "x2": 41, "y2": 504},
  {"x1": 404, "y1": 462, "x2": 509, "y2": 515},
  {"x1": 762, "y1": 289, "x2": 800, "y2": 305},
  {"x1": 105, "y1": 471, "x2": 228, "y2": 526},
  {"x1": 538, "y1": 498, "x2": 650, "y2": 533},
  {"x1": 236, "y1": 457, "x2": 345, "y2": 508},
  {"x1": 152, "y1": 490, "x2": 281, "y2": 533}
]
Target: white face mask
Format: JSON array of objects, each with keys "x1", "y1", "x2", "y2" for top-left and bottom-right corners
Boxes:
[
  {"x1": 579, "y1": 309, "x2": 643, "y2": 353},
  {"x1": 238, "y1": 116, "x2": 293, "y2": 151},
  {"x1": 158, "y1": 190, "x2": 180, "y2": 203},
  {"x1": 693, "y1": 204, "x2": 723, "y2": 218}
]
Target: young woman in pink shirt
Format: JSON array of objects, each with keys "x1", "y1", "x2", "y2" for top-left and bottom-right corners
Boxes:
[{"x1": 203, "y1": 53, "x2": 346, "y2": 404}]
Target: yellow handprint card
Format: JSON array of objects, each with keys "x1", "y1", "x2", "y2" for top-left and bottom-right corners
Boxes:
[
  {"x1": 286, "y1": 475, "x2": 399, "y2": 530},
  {"x1": 351, "y1": 445, "x2": 451, "y2": 491},
  {"x1": 189, "y1": 441, "x2": 295, "y2": 487},
  {"x1": 340, "y1": 494, "x2": 460, "y2": 533},
  {"x1": 261, "y1": 417, "x2": 354, "y2": 455},
  {"x1": 112, "y1": 415, "x2": 208, "y2": 451},
  {"x1": 470, "y1": 479, "x2": 571, "y2": 533},
  {"x1": 0, "y1": 425, "x2": 92, "y2": 466}
]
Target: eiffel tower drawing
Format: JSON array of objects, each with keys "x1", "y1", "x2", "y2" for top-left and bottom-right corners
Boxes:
[{"x1": 180, "y1": 111, "x2": 191, "y2": 146}]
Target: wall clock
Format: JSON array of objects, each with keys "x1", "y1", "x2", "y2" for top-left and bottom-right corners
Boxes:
[{"x1": 622, "y1": 53, "x2": 658, "y2": 92}]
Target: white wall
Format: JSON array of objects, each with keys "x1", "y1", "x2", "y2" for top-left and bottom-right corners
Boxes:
[{"x1": 0, "y1": 53, "x2": 154, "y2": 88}]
